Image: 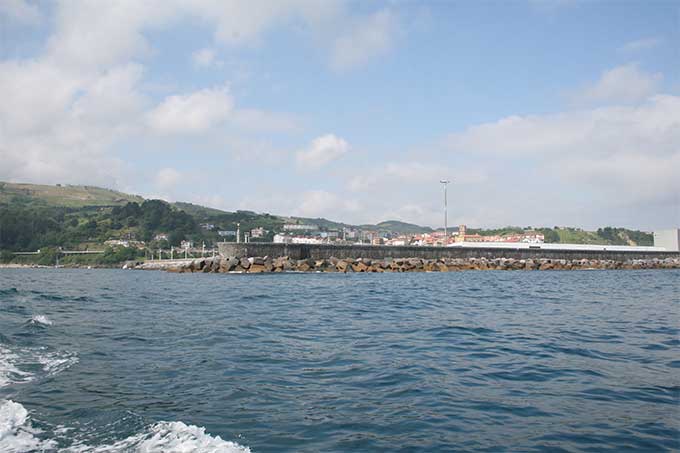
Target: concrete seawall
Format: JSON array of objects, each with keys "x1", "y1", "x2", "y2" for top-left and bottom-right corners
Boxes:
[{"x1": 218, "y1": 242, "x2": 680, "y2": 262}]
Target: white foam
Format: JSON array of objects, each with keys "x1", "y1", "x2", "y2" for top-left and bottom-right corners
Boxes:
[
  {"x1": 0, "y1": 400, "x2": 56, "y2": 453},
  {"x1": 37, "y1": 349, "x2": 79, "y2": 378},
  {"x1": 2, "y1": 400, "x2": 251, "y2": 453},
  {"x1": 0, "y1": 346, "x2": 34, "y2": 388},
  {"x1": 30, "y1": 315, "x2": 53, "y2": 326},
  {"x1": 64, "y1": 420, "x2": 251, "y2": 453},
  {"x1": 0, "y1": 344, "x2": 78, "y2": 389},
  {"x1": 1, "y1": 345, "x2": 246, "y2": 452}
]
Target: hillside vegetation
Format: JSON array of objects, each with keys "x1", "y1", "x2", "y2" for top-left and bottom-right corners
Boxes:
[{"x1": 0, "y1": 182, "x2": 143, "y2": 208}]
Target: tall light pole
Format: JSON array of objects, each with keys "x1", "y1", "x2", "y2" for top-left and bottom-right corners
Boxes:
[{"x1": 440, "y1": 179, "x2": 451, "y2": 243}]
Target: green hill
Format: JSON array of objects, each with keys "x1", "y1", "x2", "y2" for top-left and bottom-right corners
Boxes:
[
  {"x1": 171, "y1": 201, "x2": 229, "y2": 219},
  {"x1": 373, "y1": 220, "x2": 433, "y2": 234},
  {"x1": 0, "y1": 182, "x2": 143, "y2": 208}
]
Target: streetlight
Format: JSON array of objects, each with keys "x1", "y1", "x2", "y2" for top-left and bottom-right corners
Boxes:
[{"x1": 440, "y1": 179, "x2": 451, "y2": 243}]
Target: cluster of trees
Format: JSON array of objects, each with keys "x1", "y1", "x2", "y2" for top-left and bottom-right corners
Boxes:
[
  {"x1": 462, "y1": 225, "x2": 651, "y2": 245},
  {"x1": 111, "y1": 200, "x2": 198, "y2": 244},
  {"x1": 0, "y1": 205, "x2": 71, "y2": 251},
  {"x1": 597, "y1": 227, "x2": 653, "y2": 246},
  {"x1": 0, "y1": 200, "x2": 205, "y2": 255}
]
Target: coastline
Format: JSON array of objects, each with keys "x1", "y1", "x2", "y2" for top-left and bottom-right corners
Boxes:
[{"x1": 0, "y1": 263, "x2": 119, "y2": 269}]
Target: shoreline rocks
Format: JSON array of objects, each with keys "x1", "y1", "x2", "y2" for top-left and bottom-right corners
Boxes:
[{"x1": 134, "y1": 256, "x2": 680, "y2": 273}]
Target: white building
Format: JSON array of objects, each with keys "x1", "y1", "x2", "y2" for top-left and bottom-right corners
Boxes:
[
  {"x1": 273, "y1": 234, "x2": 290, "y2": 244},
  {"x1": 283, "y1": 223, "x2": 318, "y2": 231},
  {"x1": 250, "y1": 227, "x2": 266, "y2": 238},
  {"x1": 654, "y1": 229, "x2": 680, "y2": 251},
  {"x1": 291, "y1": 236, "x2": 323, "y2": 244}
]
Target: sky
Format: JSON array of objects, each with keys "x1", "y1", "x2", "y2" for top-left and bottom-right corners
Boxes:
[{"x1": 0, "y1": 0, "x2": 678, "y2": 230}]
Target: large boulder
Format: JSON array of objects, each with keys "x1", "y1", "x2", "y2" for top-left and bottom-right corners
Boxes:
[
  {"x1": 221, "y1": 256, "x2": 239, "y2": 272},
  {"x1": 249, "y1": 263, "x2": 266, "y2": 273},
  {"x1": 351, "y1": 261, "x2": 368, "y2": 272},
  {"x1": 297, "y1": 259, "x2": 312, "y2": 272}
]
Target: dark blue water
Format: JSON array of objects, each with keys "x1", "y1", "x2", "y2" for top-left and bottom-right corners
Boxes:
[{"x1": 0, "y1": 269, "x2": 678, "y2": 452}]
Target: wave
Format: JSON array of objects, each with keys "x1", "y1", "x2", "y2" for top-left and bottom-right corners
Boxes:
[
  {"x1": 64, "y1": 421, "x2": 251, "y2": 453},
  {"x1": 0, "y1": 400, "x2": 250, "y2": 453},
  {"x1": 29, "y1": 315, "x2": 53, "y2": 326},
  {"x1": 0, "y1": 345, "x2": 33, "y2": 388},
  {"x1": 0, "y1": 400, "x2": 57, "y2": 453},
  {"x1": 0, "y1": 344, "x2": 78, "y2": 389}
]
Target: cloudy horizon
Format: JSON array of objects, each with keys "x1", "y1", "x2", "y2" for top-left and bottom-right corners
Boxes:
[{"x1": 1, "y1": 0, "x2": 678, "y2": 231}]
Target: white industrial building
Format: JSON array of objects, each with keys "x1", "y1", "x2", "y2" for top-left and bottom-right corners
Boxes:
[{"x1": 653, "y1": 229, "x2": 680, "y2": 252}]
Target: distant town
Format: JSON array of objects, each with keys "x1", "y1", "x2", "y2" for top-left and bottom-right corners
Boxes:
[{"x1": 236, "y1": 223, "x2": 545, "y2": 247}]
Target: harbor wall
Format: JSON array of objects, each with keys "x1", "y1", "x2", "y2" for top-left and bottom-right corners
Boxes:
[{"x1": 218, "y1": 242, "x2": 680, "y2": 262}]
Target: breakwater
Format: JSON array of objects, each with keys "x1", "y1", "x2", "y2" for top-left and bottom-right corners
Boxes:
[
  {"x1": 135, "y1": 255, "x2": 680, "y2": 273},
  {"x1": 218, "y1": 242, "x2": 679, "y2": 262},
  {"x1": 129, "y1": 243, "x2": 680, "y2": 273}
]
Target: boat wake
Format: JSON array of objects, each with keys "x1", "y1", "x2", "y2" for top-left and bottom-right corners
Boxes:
[
  {"x1": 64, "y1": 420, "x2": 251, "y2": 453},
  {"x1": 0, "y1": 344, "x2": 78, "y2": 387},
  {"x1": 0, "y1": 343, "x2": 250, "y2": 452},
  {"x1": 0, "y1": 400, "x2": 250, "y2": 453},
  {"x1": 0, "y1": 400, "x2": 57, "y2": 453}
]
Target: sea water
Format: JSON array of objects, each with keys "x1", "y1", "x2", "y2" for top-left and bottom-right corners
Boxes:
[{"x1": 0, "y1": 269, "x2": 678, "y2": 452}]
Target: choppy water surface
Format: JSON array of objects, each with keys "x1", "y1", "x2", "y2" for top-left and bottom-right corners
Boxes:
[{"x1": 0, "y1": 269, "x2": 678, "y2": 452}]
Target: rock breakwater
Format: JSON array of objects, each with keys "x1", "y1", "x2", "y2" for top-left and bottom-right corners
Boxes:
[{"x1": 134, "y1": 256, "x2": 680, "y2": 273}]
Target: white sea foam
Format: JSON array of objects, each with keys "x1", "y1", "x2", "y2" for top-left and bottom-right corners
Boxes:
[
  {"x1": 65, "y1": 421, "x2": 251, "y2": 453},
  {"x1": 1, "y1": 399, "x2": 252, "y2": 453},
  {"x1": 37, "y1": 349, "x2": 78, "y2": 378},
  {"x1": 0, "y1": 400, "x2": 57, "y2": 453},
  {"x1": 1, "y1": 345, "x2": 245, "y2": 452},
  {"x1": 30, "y1": 315, "x2": 53, "y2": 326},
  {"x1": 0, "y1": 344, "x2": 78, "y2": 389},
  {"x1": 0, "y1": 345, "x2": 34, "y2": 388}
]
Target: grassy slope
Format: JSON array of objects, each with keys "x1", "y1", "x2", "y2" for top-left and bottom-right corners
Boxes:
[
  {"x1": 373, "y1": 220, "x2": 433, "y2": 234},
  {"x1": 0, "y1": 182, "x2": 143, "y2": 207},
  {"x1": 171, "y1": 201, "x2": 230, "y2": 219},
  {"x1": 555, "y1": 228, "x2": 607, "y2": 245}
]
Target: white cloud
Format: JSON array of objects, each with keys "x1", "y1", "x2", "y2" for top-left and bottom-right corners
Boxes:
[
  {"x1": 40, "y1": 1, "x2": 346, "y2": 71},
  {"x1": 448, "y1": 94, "x2": 680, "y2": 157},
  {"x1": 619, "y1": 37, "x2": 662, "y2": 53},
  {"x1": 146, "y1": 85, "x2": 234, "y2": 134},
  {"x1": 294, "y1": 190, "x2": 361, "y2": 218},
  {"x1": 348, "y1": 162, "x2": 486, "y2": 192},
  {"x1": 447, "y1": 94, "x2": 680, "y2": 206},
  {"x1": 46, "y1": 1, "x2": 176, "y2": 71},
  {"x1": 331, "y1": 9, "x2": 398, "y2": 71},
  {"x1": 296, "y1": 134, "x2": 349, "y2": 169},
  {"x1": 155, "y1": 167, "x2": 182, "y2": 191},
  {"x1": 0, "y1": 58, "x2": 146, "y2": 187},
  {"x1": 0, "y1": 0, "x2": 42, "y2": 24},
  {"x1": 573, "y1": 63, "x2": 662, "y2": 105},
  {"x1": 192, "y1": 48, "x2": 220, "y2": 67}
]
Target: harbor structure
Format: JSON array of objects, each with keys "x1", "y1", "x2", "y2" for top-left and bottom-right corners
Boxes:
[{"x1": 654, "y1": 229, "x2": 680, "y2": 251}]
